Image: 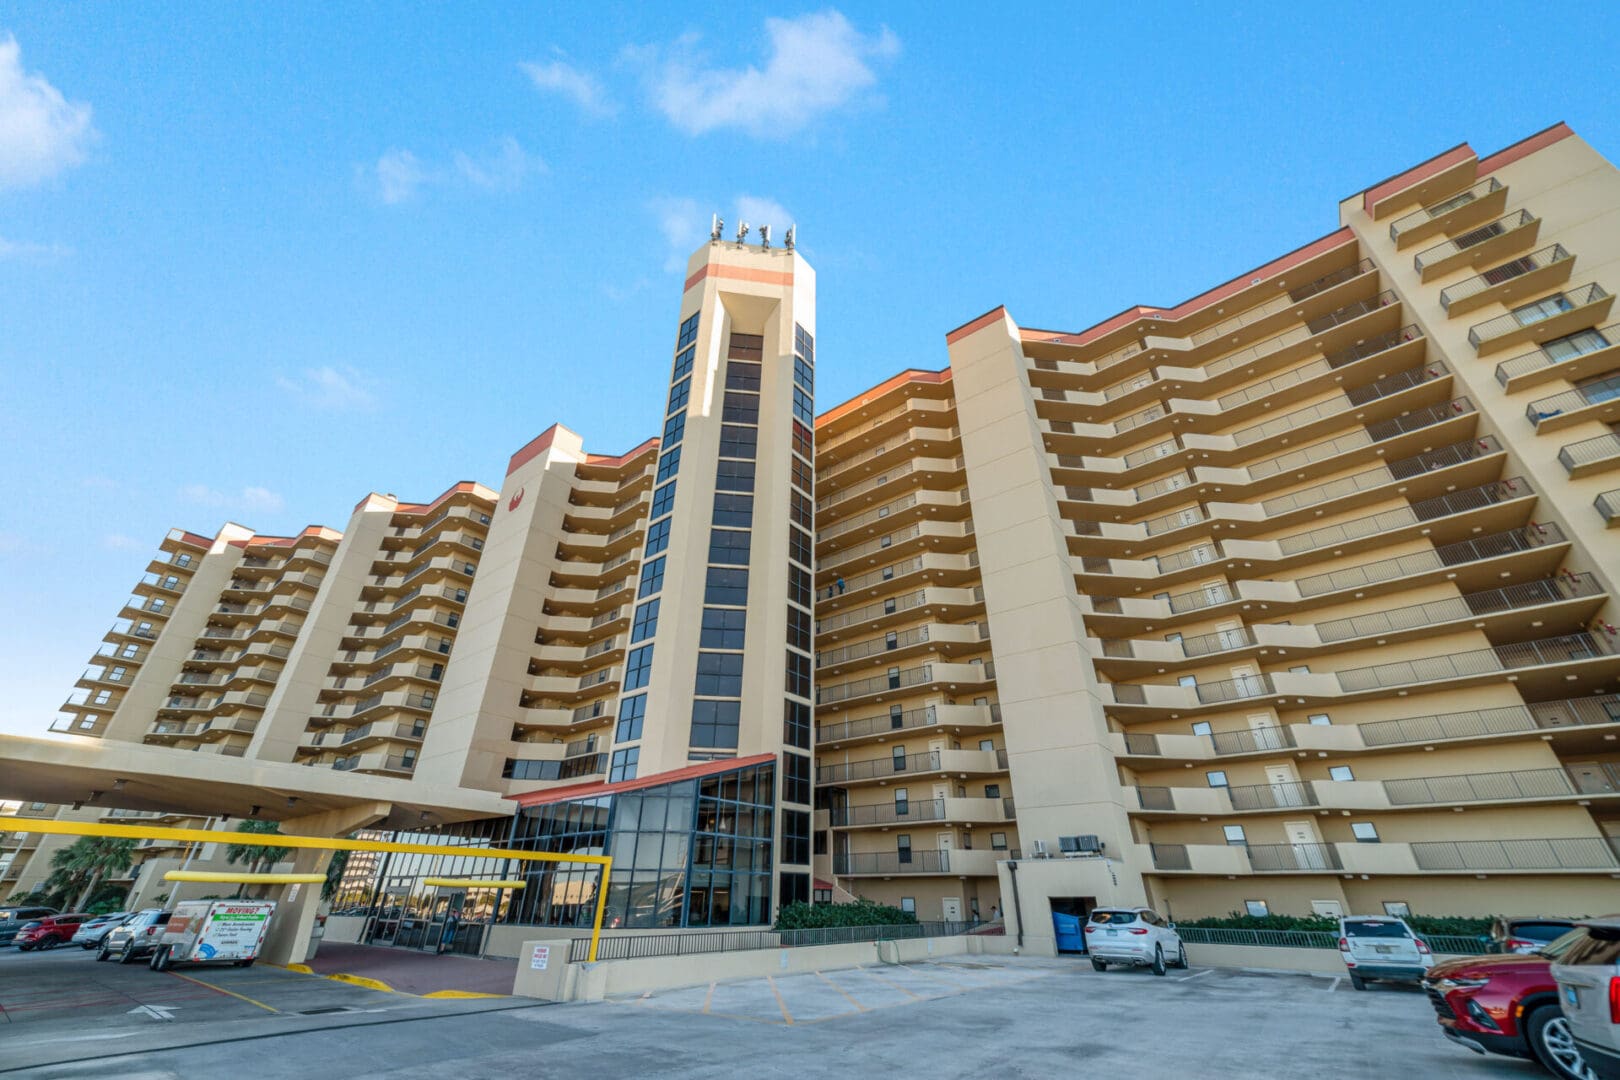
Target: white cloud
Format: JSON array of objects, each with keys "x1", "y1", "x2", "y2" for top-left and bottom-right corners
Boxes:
[
  {"x1": 0, "y1": 234, "x2": 70, "y2": 260},
  {"x1": 650, "y1": 195, "x2": 702, "y2": 273},
  {"x1": 181, "y1": 484, "x2": 285, "y2": 516},
  {"x1": 275, "y1": 365, "x2": 378, "y2": 411},
  {"x1": 521, "y1": 56, "x2": 616, "y2": 117},
  {"x1": 735, "y1": 195, "x2": 793, "y2": 237},
  {"x1": 364, "y1": 138, "x2": 542, "y2": 204},
  {"x1": 0, "y1": 34, "x2": 96, "y2": 189},
  {"x1": 629, "y1": 11, "x2": 899, "y2": 137},
  {"x1": 101, "y1": 533, "x2": 142, "y2": 551}
]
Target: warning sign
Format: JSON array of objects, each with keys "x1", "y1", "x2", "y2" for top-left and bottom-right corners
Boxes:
[{"x1": 530, "y1": 944, "x2": 550, "y2": 970}]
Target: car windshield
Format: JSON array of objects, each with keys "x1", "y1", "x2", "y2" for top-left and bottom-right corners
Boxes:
[
  {"x1": 1089, "y1": 911, "x2": 1138, "y2": 925},
  {"x1": 19, "y1": 921, "x2": 42, "y2": 930},
  {"x1": 1344, "y1": 920, "x2": 1410, "y2": 938},
  {"x1": 1561, "y1": 926, "x2": 1620, "y2": 967},
  {"x1": 1538, "y1": 930, "x2": 1587, "y2": 960},
  {"x1": 1511, "y1": 922, "x2": 1573, "y2": 943}
]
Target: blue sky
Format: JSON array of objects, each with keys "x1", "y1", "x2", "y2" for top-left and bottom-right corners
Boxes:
[{"x1": 3, "y1": 3, "x2": 1618, "y2": 736}]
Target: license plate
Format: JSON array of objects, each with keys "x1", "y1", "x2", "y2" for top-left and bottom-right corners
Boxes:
[
  {"x1": 1374, "y1": 945, "x2": 1393, "y2": 954},
  {"x1": 1565, "y1": 986, "x2": 1580, "y2": 1009},
  {"x1": 1107, "y1": 929, "x2": 1118, "y2": 937}
]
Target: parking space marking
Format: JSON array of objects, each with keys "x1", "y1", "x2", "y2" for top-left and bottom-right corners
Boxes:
[
  {"x1": 814, "y1": 971, "x2": 868, "y2": 1012},
  {"x1": 1175, "y1": 969, "x2": 1212, "y2": 983},
  {"x1": 164, "y1": 971, "x2": 280, "y2": 1014},
  {"x1": 765, "y1": 975, "x2": 794, "y2": 1025}
]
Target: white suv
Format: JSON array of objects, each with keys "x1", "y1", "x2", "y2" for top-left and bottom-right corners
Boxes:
[
  {"x1": 1086, "y1": 907, "x2": 1187, "y2": 976},
  {"x1": 1337, "y1": 915, "x2": 1434, "y2": 989}
]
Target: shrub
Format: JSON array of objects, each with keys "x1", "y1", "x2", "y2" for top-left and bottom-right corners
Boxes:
[
  {"x1": 775, "y1": 899, "x2": 918, "y2": 931},
  {"x1": 1178, "y1": 911, "x2": 1495, "y2": 936}
]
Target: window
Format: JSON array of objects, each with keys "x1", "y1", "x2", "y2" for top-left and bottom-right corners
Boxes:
[
  {"x1": 784, "y1": 700, "x2": 810, "y2": 750},
  {"x1": 624, "y1": 645, "x2": 654, "y2": 691},
  {"x1": 1512, "y1": 293, "x2": 1575, "y2": 326},
  {"x1": 786, "y1": 606, "x2": 810, "y2": 651},
  {"x1": 793, "y1": 386, "x2": 814, "y2": 425},
  {"x1": 784, "y1": 751, "x2": 811, "y2": 805},
  {"x1": 656, "y1": 446, "x2": 681, "y2": 483},
  {"x1": 661, "y1": 411, "x2": 686, "y2": 449},
  {"x1": 109, "y1": 666, "x2": 127, "y2": 681},
  {"x1": 790, "y1": 456, "x2": 813, "y2": 495},
  {"x1": 690, "y1": 699, "x2": 741, "y2": 748},
  {"x1": 616, "y1": 694, "x2": 646, "y2": 742},
  {"x1": 1328, "y1": 766, "x2": 1354, "y2": 782},
  {"x1": 1223, "y1": 825, "x2": 1247, "y2": 845},
  {"x1": 989, "y1": 832, "x2": 1008, "y2": 851},
  {"x1": 894, "y1": 787, "x2": 910, "y2": 811},
  {"x1": 791, "y1": 421, "x2": 813, "y2": 461},
  {"x1": 722, "y1": 391, "x2": 759, "y2": 424},
  {"x1": 609, "y1": 747, "x2": 639, "y2": 783},
  {"x1": 1178, "y1": 675, "x2": 1198, "y2": 688},
  {"x1": 707, "y1": 527, "x2": 751, "y2": 565},
  {"x1": 1206, "y1": 771, "x2": 1228, "y2": 787},
  {"x1": 727, "y1": 333, "x2": 763, "y2": 360},
  {"x1": 666, "y1": 377, "x2": 691, "y2": 414},
  {"x1": 174, "y1": 553, "x2": 193, "y2": 568},
  {"x1": 786, "y1": 651, "x2": 811, "y2": 698},
  {"x1": 712, "y1": 493, "x2": 753, "y2": 527},
  {"x1": 1289, "y1": 665, "x2": 1310, "y2": 674},
  {"x1": 1308, "y1": 713, "x2": 1331, "y2": 726},
  {"x1": 794, "y1": 323, "x2": 814, "y2": 360},
  {"x1": 1244, "y1": 900, "x2": 1270, "y2": 917},
  {"x1": 716, "y1": 460, "x2": 756, "y2": 492},
  {"x1": 700, "y1": 607, "x2": 747, "y2": 649},
  {"x1": 788, "y1": 565, "x2": 811, "y2": 609},
  {"x1": 651, "y1": 480, "x2": 676, "y2": 519},
  {"x1": 1382, "y1": 901, "x2": 1411, "y2": 917},
  {"x1": 794, "y1": 355, "x2": 814, "y2": 394},
  {"x1": 638, "y1": 556, "x2": 665, "y2": 597},
  {"x1": 1191, "y1": 721, "x2": 1212, "y2": 736},
  {"x1": 719, "y1": 424, "x2": 757, "y2": 460},
  {"x1": 984, "y1": 784, "x2": 1001, "y2": 799},
  {"x1": 900, "y1": 897, "x2": 916, "y2": 914},
  {"x1": 645, "y1": 518, "x2": 672, "y2": 557},
  {"x1": 725, "y1": 361, "x2": 762, "y2": 390},
  {"x1": 791, "y1": 489, "x2": 812, "y2": 530},
  {"x1": 672, "y1": 344, "x2": 695, "y2": 381},
  {"x1": 896, "y1": 835, "x2": 913, "y2": 863},
  {"x1": 631, "y1": 598, "x2": 660, "y2": 642},
  {"x1": 695, "y1": 652, "x2": 744, "y2": 696},
  {"x1": 1543, "y1": 327, "x2": 1610, "y2": 362},
  {"x1": 677, "y1": 311, "x2": 700, "y2": 348},
  {"x1": 1351, "y1": 822, "x2": 1380, "y2": 843},
  {"x1": 783, "y1": 809, "x2": 810, "y2": 864},
  {"x1": 1165, "y1": 632, "x2": 1183, "y2": 644},
  {"x1": 704, "y1": 567, "x2": 748, "y2": 605},
  {"x1": 788, "y1": 526, "x2": 813, "y2": 568}
]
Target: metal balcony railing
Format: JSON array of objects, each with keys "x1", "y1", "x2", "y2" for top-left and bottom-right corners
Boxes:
[
  {"x1": 818, "y1": 625, "x2": 937, "y2": 668},
  {"x1": 1245, "y1": 843, "x2": 1343, "y2": 871},
  {"x1": 1383, "y1": 768, "x2": 1576, "y2": 805},
  {"x1": 1559, "y1": 432, "x2": 1620, "y2": 474},
  {"x1": 832, "y1": 850, "x2": 953, "y2": 875},
  {"x1": 1334, "y1": 632, "x2": 1616, "y2": 693},
  {"x1": 1359, "y1": 694, "x2": 1620, "y2": 747},
  {"x1": 1413, "y1": 209, "x2": 1536, "y2": 274},
  {"x1": 1469, "y1": 284, "x2": 1608, "y2": 348},
  {"x1": 1210, "y1": 726, "x2": 1296, "y2": 755},
  {"x1": 1149, "y1": 843, "x2": 1191, "y2": 870},
  {"x1": 1294, "y1": 522, "x2": 1559, "y2": 600},
  {"x1": 1388, "y1": 178, "x2": 1503, "y2": 242},
  {"x1": 1227, "y1": 781, "x2": 1317, "y2": 811},
  {"x1": 1410, "y1": 836, "x2": 1620, "y2": 871},
  {"x1": 1496, "y1": 322, "x2": 1617, "y2": 386},
  {"x1": 1598, "y1": 489, "x2": 1620, "y2": 524},
  {"x1": 1528, "y1": 373, "x2": 1620, "y2": 427},
  {"x1": 1440, "y1": 244, "x2": 1571, "y2": 313},
  {"x1": 818, "y1": 750, "x2": 943, "y2": 784},
  {"x1": 1311, "y1": 574, "x2": 1599, "y2": 643},
  {"x1": 830, "y1": 798, "x2": 950, "y2": 828},
  {"x1": 1259, "y1": 434, "x2": 1494, "y2": 521},
  {"x1": 1274, "y1": 475, "x2": 1526, "y2": 558},
  {"x1": 1195, "y1": 674, "x2": 1273, "y2": 705}
]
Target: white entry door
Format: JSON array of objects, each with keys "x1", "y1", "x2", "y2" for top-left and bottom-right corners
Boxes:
[
  {"x1": 1266, "y1": 763, "x2": 1305, "y2": 807},
  {"x1": 937, "y1": 831, "x2": 954, "y2": 853},
  {"x1": 1284, "y1": 819, "x2": 1328, "y2": 870},
  {"x1": 1248, "y1": 712, "x2": 1284, "y2": 751},
  {"x1": 942, "y1": 897, "x2": 963, "y2": 921}
]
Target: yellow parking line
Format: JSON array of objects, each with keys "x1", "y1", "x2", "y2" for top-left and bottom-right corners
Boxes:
[
  {"x1": 702, "y1": 981, "x2": 716, "y2": 1013},
  {"x1": 814, "y1": 971, "x2": 868, "y2": 1012},
  {"x1": 765, "y1": 975, "x2": 795, "y2": 1025},
  {"x1": 164, "y1": 971, "x2": 280, "y2": 1014}
]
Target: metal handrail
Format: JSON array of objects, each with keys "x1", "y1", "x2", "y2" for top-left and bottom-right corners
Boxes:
[
  {"x1": 1440, "y1": 244, "x2": 1570, "y2": 311},
  {"x1": 1495, "y1": 322, "x2": 1617, "y2": 386},
  {"x1": 1294, "y1": 523, "x2": 1562, "y2": 599},
  {"x1": 1384, "y1": 768, "x2": 1575, "y2": 805},
  {"x1": 1410, "y1": 836, "x2": 1620, "y2": 871},
  {"x1": 1311, "y1": 574, "x2": 1599, "y2": 642},
  {"x1": 1597, "y1": 488, "x2": 1620, "y2": 524},
  {"x1": 1559, "y1": 431, "x2": 1620, "y2": 473},
  {"x1": 1528, "y1": 373, "x2": 1620, "y2": 426},
  {"x1": 817, "y1": 750, "x2": 942, "y2": 784},
  {"x1": 1245, "y1": 843, "x2": 1343, "y2": 871},
  {"x1": 1388, "y1": 178, "x2": 1503, "y2": 242},
  {"x1": 1335, "y1": 632, "x2": 1616, "y2": 693},
  {"x1": 1359, "y1": 695, "x2": 1620, "y2": 747},
  {"x1": 1469, "y1": 284, "x2": 1608, "y2": 348},
  {"x1": 1412, "y1": 209, "x2": 1536, "y2": 272}
]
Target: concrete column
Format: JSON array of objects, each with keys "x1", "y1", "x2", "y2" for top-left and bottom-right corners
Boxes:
[{"x1": 255, "y1": 802, "x2": 389, "y2": 966}]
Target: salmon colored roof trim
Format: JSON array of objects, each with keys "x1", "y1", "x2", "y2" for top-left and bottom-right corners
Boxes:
[
  {"x1": 506, "y1": 424, "x2": 563, "y2": 477},
  {"x1": 944, "y1": 306, "x2": 1011, "y2": 346},
  {"x1": 511, "y1": 753, "x2": 778, "y2": 808},
  {"x1": 583, "y1": 436, "x2": 660, "y2": 468},
  {"x1": 1478, "y1": 121, "x2": 1574, "y2": 174},
  {"x1": 684, "y1": 262, "x2": 794, "y2": 293},
  {"x1": 391, "y1": 481, "x2": 494, "y2": 516},
  {"x1": 174, "y1": 531, "x2": 213, "y2": 549},
  {"x1": 243, "y1": 526, "x2": 342, "y2": 549},
  {"x1": 815, "y1": 368, "x2": 951, "y2": 428},
  {"x1": 1353, "y1": 122, "x2": 1574, "y2": 217}
]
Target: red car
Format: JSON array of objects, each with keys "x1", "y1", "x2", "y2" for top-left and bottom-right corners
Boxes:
[
  {"x1": 14, "y1": 914, "x2": 93, "y2": 951},
  {"x1": 1423, "y1": 929, "x2": 1593, "y2": 1079}
]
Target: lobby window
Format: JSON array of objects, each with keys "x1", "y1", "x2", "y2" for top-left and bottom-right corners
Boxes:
[
  {"x1": 1206, "y1": 770, "x2": 1228, "y2": 788},
  {"x1": 784, "y1": 752, "x2": 811, "y2": 805},
  {"x1": 677, "y1": 311, "x2": 700, "y2": 348},
  {"x1": 713, "y1": 493, "x2": 753, "y2": 527},
  {"x1": 786, "y1": 651, "x2": 811, "y2": 698},
  {"x1": 625, "y1": 645, "x2": 654, "y2": 691},
  {"x1": 690, "y1": 699, "x2": 741, "y2": 748},
  {"x1": 788, "y1": 526, "x2": 813, "y2": 568},
  {"x1": 1329, "y1": 766, "x2": 1354, "y2": 782},
  {"x1": 700, "y1": 607, "x2": 747, "y2": 649},
  {"x1": 719, "y1": 424, "x2": 757, "y2": 460},
  {"x1": 645, "y1": 518, "x2": 672, "y2": 557},
  {"x1": 695, "y1": 652, "x2": 744, "y2": 696},
  {"x1": 705, "y1": 567, "x2": 749, "y2": 606},
  {"x1": 672, "y1": 344, "x2": 695, "y2": 381},
  {"x1": 609, "y1": 747, "x2": 639, "y2": 783},
  {"x1": 656, "y1": 446, "x2": 681, "y2": 483},
  {"x1": 1243, "y1": 900, "x2": 1270, "y2": 917},
  {"x1": 616, "y1": 694, "x2": 646, "y2": 742},
  {"x1": 708, "y1": 528, "x2": 751, "y2": 565},
  {"x1": 722, "y1": 391, "x2": 759, "y2": 424},
  {"x1": 1223, "y1": 825, "x2": 1247, "y2": 845},
  {"x1": 651, "y1": 480, "x2": 676, "y2": 519},
  {"x1": 638, "y1": 557, "x2": 665, "y2": 598},
  {"x1": 1351, "y1": 822, "x2": 1380, "y2": 843},
  {"x1": 631, "y1": 598, "x2": 660, "y2": 643},
  {"x1": 667, "y1": 377, "x2": 691, "y2": 415},
  {"x1": 725, "y1": 361, "x2": 762, "y2": 390},
  {"x1": 783, "y1": 700, "x2": 810, "y2": 750}
]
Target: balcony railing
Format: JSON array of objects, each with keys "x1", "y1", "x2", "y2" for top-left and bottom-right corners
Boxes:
[
  {"x1": 830, "y1": 798, "x2": 950, "y2": 827},
  {"x1": 1598, "y1": 489, "x2": 1620, "y2": 524},
  {"x1": 1469, "y1": 283, "x2": 1609, "y2": 349},
  {"x1": 1358, "y1": 694, "x2": 1620, "y2": 747},
  {"x1": 1384, "y1": 768, "x2": 1576, "y2": 805},
  {"x1": 1412, "y1": 209, "x2": 1536, "y2": 274},
  {"x1": 1245, "y1": 843, "x2": 1343, "y2": 872},
  {"x1": 1274, "y1": 475, "x2": 1526, "y2": 558},
  {"x1": 1209, "y1": 726, "x2": 1295, "y2": 755},
  {"x1": 1334, "y1": 632, "x2": 1617, "y2": 693},
  {"x1": 1227, "y1": 781, "x2": 1317, "y2": 811},
  {"x1": 1292, "y1": 522, "x2": 1561, "y2": 599},
  {"x1": 1527, "y1": 373, "x2": 1620, "y2": 427},
  {"x1": 1310, "y1": 574, "x2": 1599, "y2": 643},
  {"x1": 1559, "y1": 432, "x2": 1620, "y2": 475},
  {"x1": 1439, "y1": 244, "x2": 1570, "y2": 313},
  {"x1": 832, "y1": 850, "x2": 952, "y2": 875},
  {"x1": 1149, "y1": 843, "x2": 1191, "y2": 870},
  {"x1": 818, "y1": 750, "x2": 942, "y2": 784},
  {"x1": 1411, "y1": 837, "x2": 1620, "y2": 871},
  {"x1": 1495, "y1": 322, "x2": 1618, "y2": 387},
  {"x1": 1388, "y1": 178, "x2": 1503, "y2": 243}
]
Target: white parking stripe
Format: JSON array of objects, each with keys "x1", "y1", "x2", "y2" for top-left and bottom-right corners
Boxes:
[{"x1": 1175, "y1": 969, "x2": 1212, "y2": 983}]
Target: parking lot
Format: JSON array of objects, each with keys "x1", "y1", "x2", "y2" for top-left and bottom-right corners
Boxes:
[{"x1": 0, "y1": 945, "x2": 1550, "y2": 1079}]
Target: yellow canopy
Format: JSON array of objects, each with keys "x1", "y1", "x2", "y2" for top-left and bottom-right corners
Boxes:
[
  {"x1": 164, "y1": 870, "x2": 326, "y2": 884},
  {"x1": 422, "y1": 877, "x2": 526, "y2": 889}
]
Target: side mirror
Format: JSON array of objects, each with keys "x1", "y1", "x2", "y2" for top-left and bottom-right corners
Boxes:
[{"x1": 1167, "y1": 922, "x2": 1177, "y2": 930}]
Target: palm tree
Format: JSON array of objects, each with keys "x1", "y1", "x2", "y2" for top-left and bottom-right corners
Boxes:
[
  {"x1": 66, "y1": 838, "x2": 137, "y2": 911},
  {"x1": 225, "y1": 821, "x2": 283, "y2": 896}
]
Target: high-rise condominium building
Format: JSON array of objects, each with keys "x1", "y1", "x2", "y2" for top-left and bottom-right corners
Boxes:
[{"x1": 9, "y1": 124, "x2": 1619, "y2": 952}]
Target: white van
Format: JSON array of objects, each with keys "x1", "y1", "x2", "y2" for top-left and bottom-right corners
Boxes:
[{"x1": 1337, "y1": 915, "x2": 1434, "y2": 989}]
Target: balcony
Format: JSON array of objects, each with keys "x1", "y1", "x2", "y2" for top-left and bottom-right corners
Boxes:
[
  {"x1": 1148, "y1": 837, "x2": 1620, "y2": 877},
  {"x1": 1408, "y1": 837, "x2": 1620, "y2": 872},
  {"x1": 1527, "y1": 373, "x2": 1620, "y2": 434},
  {"x1": 1383, "y1": 767, "x2": 1583, "y2": 806},
  {"x1": 1597, "y1": 489, "x2": 1620, "y2": 527},
  {"x1": 1468, "y1": 283, "x2": 1612, "y2": 356},
  {"x1": 815, "y1": 703, "x2": 1001, "y2": 749},
  {"x1": 832, "y1": 849, "x2": 952, "y2": 876},
  {"x1": 1412, "y1": 209, "x2": 1539, "y2": 281},
  {"x1": 1388, "y1": 178, "x2": 1507, "y2": 248},
  {"x1": 815, "y1": 661, "x2": 994, "y2": 707},
  {"x1": 816, "y1": 622, "x2": 987, "y2": 671},
  {"x1": 1495, "y1": 323, "x2": 1620, "y2": 392},
  {"x1": 828, "y1": 796, "x2": 1013, "y2": 829},
  {"x1": 1439, "y1": 244, "x2": 1574, "y2": 317},
  {"x1": 1329, "y1": 632, "x2": 1619, "y2": 698},
  {"x1": 1559, "y1": 432, "x2": 1620, "y2": 479},
  {"x1": 816, "y1": 747, "x2": 1008, "y2": 786},
  {"x1": 1358, "y1": 694, "x2": 1620, "y2": 747}
]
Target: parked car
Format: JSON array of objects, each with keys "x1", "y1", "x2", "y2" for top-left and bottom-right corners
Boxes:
[
  {"x1": 1551, "y1": 916, "x2": 1620, "y2": 1080},
  {"x1": 1423, "y1": 928, "x2": 1592, "y2": 1078},
  {"x1": 1491, "y1": 916, "x2": 1579, "y2": 955},
  {"x1": 70, "y1": 912, "x2": 131, "y2": 949},
  {"x1": 14, "y1": 914, "x2": 93, "y2": 951},
  {"x1": 98, "y1": 909, "x2": 172, "y2": 963},
  {"x1": 1084, "y1": 907, "x2": 1187, "y2": 976},
  {"x1": 1338, "y1": 915, "x2": 1434, "y2": 989},
  {"x1": 0, "y1": 906, "x2": 58, "y2": 946}
]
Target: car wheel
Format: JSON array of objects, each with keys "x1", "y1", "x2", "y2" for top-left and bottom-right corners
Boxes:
[
  {"x1": 1151, "y1": 946, "x2": 1166, "y2": 977},
  {"x1": 96, "y1": 945, "x2": 111, "y2": 962},
  {"x1": 1527, "y1": 1004, "x2": 1591, "y2": 1080},
  {"x1": 40, "y1": 937, "x2": 58, "y2": 951},
  {"x1": 119, "y1": 942, "x2": 139, "y2": 965},
  {"x1": 1091, "y1": 958, "x2": 1107, "y2": 972},
  {"x1": 16, "y1": 943, "x2": 31, "y2": 953},
  {"x1": 1349, "y1": 974, "x2": 1366, "y2": 991},
  {"x1": 153, "y1": 946, "x2": 174, "y2": 972}
]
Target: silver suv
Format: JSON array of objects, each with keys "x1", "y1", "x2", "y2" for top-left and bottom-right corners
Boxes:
[
  {"x1": 98, "y1": 909, "x2": 170, "y2": 963},
  {"x1": 1086, "y1": 907, "x2": 1187, "y2": 976},
  {"x1": 1551, "y1": 916, "x2": 1620, "y2": 1080}
]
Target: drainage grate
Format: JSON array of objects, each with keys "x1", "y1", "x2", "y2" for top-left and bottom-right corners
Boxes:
[{"x1": 298, "y1": 1006, "x2": 356, "y2": 1015}]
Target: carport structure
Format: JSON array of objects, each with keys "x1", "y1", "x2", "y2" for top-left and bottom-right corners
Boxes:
[{"x1": 0, "y1": 733, "x2": 613, "y2": 964}]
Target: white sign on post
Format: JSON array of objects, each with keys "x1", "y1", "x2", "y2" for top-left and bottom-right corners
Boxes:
[{"x1": 530, "y1": 944, "x2": 550, "y2": 970}]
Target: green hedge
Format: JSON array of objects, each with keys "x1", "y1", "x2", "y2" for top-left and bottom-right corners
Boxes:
[
  {"x1": 775, "y1": 900, "x2": 918, "y2": 931},
  {"x1": 1178, "y1": 912, "x2": 1496, "y2": 936}
]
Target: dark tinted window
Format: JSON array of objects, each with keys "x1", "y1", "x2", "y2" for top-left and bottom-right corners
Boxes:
[
  {"x1": 1088, "y1": 910, "x2": 1138, "y2": 925},
  {"x1": 1561, "y1": 925, "x2": 1620, "y2": 966},
  {"x1": 1343, "y1": 920, "x2": 1411, "y2": 938},
  {"x1": 1508, "y1": 921, "x2": 1575, "y2": 943}
]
